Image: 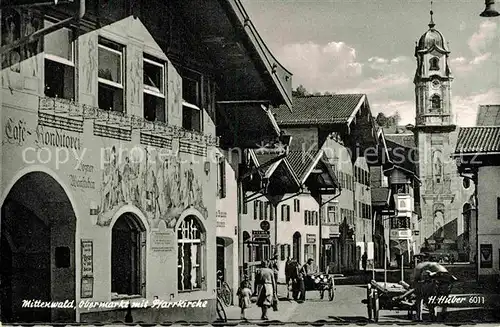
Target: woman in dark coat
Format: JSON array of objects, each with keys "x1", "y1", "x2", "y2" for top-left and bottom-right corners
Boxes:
[{"x1": 256, "y1": 260, "x2": 277, "y2": 320}]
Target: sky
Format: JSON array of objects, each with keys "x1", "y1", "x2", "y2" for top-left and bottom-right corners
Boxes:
[{"x1": 241, "y1": 0, "x2": 500, "y2": 126}]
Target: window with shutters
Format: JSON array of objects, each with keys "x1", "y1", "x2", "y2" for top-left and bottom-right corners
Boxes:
[
  {"x1": 111, "y1": 213, "x2": 146, "y2": 298},
  {"x1": 294, "y1": 199, "x2": 300, "y2": 212},
  {"x1": 270, "y1": 204, "x2": 274, "y2": 221},
  {"x1": 304, "y1": 211, "x2": 308, "y2": 225},
  {"x1": 254, "y1": 201, "x2": 258, "y2": 220},
  {"x1": 286, "y1": 205, "x2": 291, "y2": 221},
  {"x1": 217, "y1": 157, "x2": 226, "y2": 199},
  {"x1": 281, "y1": 204, "x2": 285, "y2": 221},
  {"x1": 259, "y1": 201, "x2": 264, "y2": 220},
  {"x1": 264, "y1": 202, "x2": 268, "y2": 221},
  {"x1": 177, "y1": 216, "x2": 206, "y2": 292},
  {"x1": 242, "y1": 200, "x2": 248, "y2": 215}
]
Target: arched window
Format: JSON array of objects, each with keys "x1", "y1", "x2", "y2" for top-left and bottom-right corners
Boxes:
[
  {"x1": 431, "y1": 94, "x2": 441, "y2": 110},
  {"x1": 429, "y1": 57, "x2": 440, "y2": 70},
  {"x1": 177, "y1": 215, "x2": 205, "y2": 292},
  {"x1": 111, "y1": 213, "x2": 146, "y2": 297}
]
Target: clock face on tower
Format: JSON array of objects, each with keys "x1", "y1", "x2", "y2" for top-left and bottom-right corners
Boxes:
[{"x1": 432, "y1": 79, "x2": 440, "y2": 89}]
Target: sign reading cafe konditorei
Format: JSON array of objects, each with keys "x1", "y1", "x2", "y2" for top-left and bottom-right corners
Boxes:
[{"x1": 35, "y1": 124, "x2": 82, "y2": 150}]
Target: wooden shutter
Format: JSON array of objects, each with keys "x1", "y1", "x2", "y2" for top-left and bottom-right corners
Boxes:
[{"x1": 219, "y1": 157, "x2": 226, "y2": 198}]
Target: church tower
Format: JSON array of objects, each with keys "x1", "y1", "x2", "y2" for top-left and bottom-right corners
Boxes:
[{"x1": 413, "y1": 8, "x2": 474, "y2": 259}]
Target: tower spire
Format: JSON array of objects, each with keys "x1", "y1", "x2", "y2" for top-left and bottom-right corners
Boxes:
[{"x1": 429, "y1": 1, "x2": 435, "y2": 29}]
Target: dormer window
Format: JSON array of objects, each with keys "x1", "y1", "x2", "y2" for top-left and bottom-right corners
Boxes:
[
  {"x1": 429, "y1": 57, "x2": 439, "y2": 71},
  {"x1": 431, "y1": 94, "x2": 441, "y2": 110}
]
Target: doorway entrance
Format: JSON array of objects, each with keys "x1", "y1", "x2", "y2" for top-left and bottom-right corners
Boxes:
[
  {"x1": 216, "y1": 237, "x2": 225, "y2": 282},
  {"x1": 293, "y1": 232, "x2": 301, "y2": 263},
  {"x1": 1, "y1": 172, "x2": 76, "y2": 323}
]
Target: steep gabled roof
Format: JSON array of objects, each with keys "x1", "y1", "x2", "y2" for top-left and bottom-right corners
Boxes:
[
  {"x1": 273, "y1": 94, "x2": 365, "y2": 126},
  {"x1": 384, "y1": 133, "x2": 416, "y2": 149},
  {"x1": 476, "y1": 105, "x2": 500, "y2": 126},
  {"x1": 455, "y1": 126, "x2": 500, "y2": 154},
  {"x1": 286, "y1": 149, "x2": 319, "y2": 183}
]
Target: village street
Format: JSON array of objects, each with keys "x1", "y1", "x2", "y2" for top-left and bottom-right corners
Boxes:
[{"x1": 225, "y1": 270, "x2": 499, "y2": 324}]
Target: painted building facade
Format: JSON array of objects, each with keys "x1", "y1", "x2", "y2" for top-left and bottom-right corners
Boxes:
[{"x1": 0, "y1": 0, "x2": 293, "y2": 323}]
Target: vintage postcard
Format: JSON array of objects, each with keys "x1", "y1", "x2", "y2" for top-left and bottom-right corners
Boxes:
[{"x1": 1, "y1": 0, "x2": 500, "y2": 325}]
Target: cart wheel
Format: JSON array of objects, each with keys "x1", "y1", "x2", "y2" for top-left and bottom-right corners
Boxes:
[
  {"x1": 372, "y1": 290, "x2": 380, "y2": 322},
  {"x1": 328, "y1": 287, "x2": 334, "y2": 301},
  {"x1": 367, "y1": 284, "x2": 373, "y2": 321}
]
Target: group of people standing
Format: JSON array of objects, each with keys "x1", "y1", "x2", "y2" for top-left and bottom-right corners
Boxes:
[{"x1": 285, "y1": 257, "x2": 318, "y2": 303}]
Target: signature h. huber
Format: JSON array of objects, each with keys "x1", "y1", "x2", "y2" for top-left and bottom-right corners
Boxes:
[{"x1": 427, "y1": 295, "x2": 485, "y2": 305}]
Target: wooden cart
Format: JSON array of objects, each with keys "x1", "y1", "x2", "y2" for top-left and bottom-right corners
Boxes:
[
  {"x1": 363, "y1": 280, "x2": 415, "y2": 322},
  {"x1": 363, "y1": 279, "x2": 500, "y2": 322}
]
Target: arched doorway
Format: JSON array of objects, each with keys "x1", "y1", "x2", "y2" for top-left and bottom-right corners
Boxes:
[
  {"x1": 111, "y1": 213, "x2": 146, "y2": 297},
  {"x1": 293, "y1": 232, "x2": 301, "y2": 263},
  {"x1": 1, "y1": 172, "x2": 76, "y2": 323}
]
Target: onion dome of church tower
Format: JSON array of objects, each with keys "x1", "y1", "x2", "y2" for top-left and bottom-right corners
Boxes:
[{"x1": 416, "y1": 9, "x2": 450, "y2": 53}]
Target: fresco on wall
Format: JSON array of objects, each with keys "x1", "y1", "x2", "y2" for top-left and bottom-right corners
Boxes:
[
  {"x1": 22, "y1": 11, "x2": 42, "y2": 77},
  {"x1": 83, "y1": 36, "x2": 97, "y2": 94},
  {"x1": 97, "y1": 147, "x2": 207, "y2": 228},
  {"x1": 1, "y1": 9, "x2": 21, "y2": 75}
]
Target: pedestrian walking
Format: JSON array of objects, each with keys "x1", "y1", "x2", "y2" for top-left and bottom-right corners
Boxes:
[
  {"x1": 237, "y1": 280, "x2": 252, "y2": 320},
  {"x1": 362, "y1": 252, "x2": 368, "y2": 272},
  {"x1": 256, "y1": 260, "x2": 277, "y2": 320},
  {"x1": 270, "y1": 254, "x2": 279, "y2": 285},
  {"x1": 284, "y1": 257, "x2": 293, "y2": 299}
]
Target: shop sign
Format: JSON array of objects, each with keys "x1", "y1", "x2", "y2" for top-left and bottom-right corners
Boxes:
[
  {"x1": 151, "y1": 230, "x2": 175, "y2": 252},
  {"x1": 4, "y1": 117, "x2": 31, "y2": 146},
  {"x1": 260, "y1": 221, "x2": 270, "y2": 231},
  {"x1": 81, "y1": 277, "x2": 93, "y2": 298},
  {"x1": 306, "y1": 234, "x2": 316, "y2": 244},
  {"x1": 216, "y1": 210, "x2": 227, "y2": 228},
  {"x1": 252, "y1": 230, "x2": 270, "y2": 239},
  {"x1": 81, "y1": 240, "x2": 93, "y2": 277},
  {"x1": 390, "y1": 229, "x2": 412, "y2": 240},
  {"x1": 480, "y1": 244, "x2": 493, "y2": 268}
]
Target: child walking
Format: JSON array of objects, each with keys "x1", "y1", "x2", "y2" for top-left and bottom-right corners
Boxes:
[{"x1": 237, "y1": 280, "x2": 252, "y2": 320}]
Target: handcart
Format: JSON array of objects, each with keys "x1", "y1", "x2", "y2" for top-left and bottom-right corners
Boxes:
[
  {"x1": 363, "y1": 280, "x2": 416, "y2": 322},
  {"x1": 362, "y1": 262, "x2": 500, "y2": 322},
  {"x1": 295, "y1": 273, "x2": 343, "y2": 301}
]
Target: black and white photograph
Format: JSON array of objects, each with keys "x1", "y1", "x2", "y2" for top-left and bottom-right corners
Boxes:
[{"x1": 1, "y1": 0, "x2": 500, "y2": 324}]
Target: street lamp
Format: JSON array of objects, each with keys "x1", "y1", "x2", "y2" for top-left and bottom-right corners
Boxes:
[{"x1": 480, "y1": 0, "x2": 500, "y2": 17}]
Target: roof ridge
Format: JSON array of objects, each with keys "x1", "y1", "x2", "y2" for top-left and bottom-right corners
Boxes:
[{"x1": 293, "y1": 93, "x2": 364, "y2": 98}]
